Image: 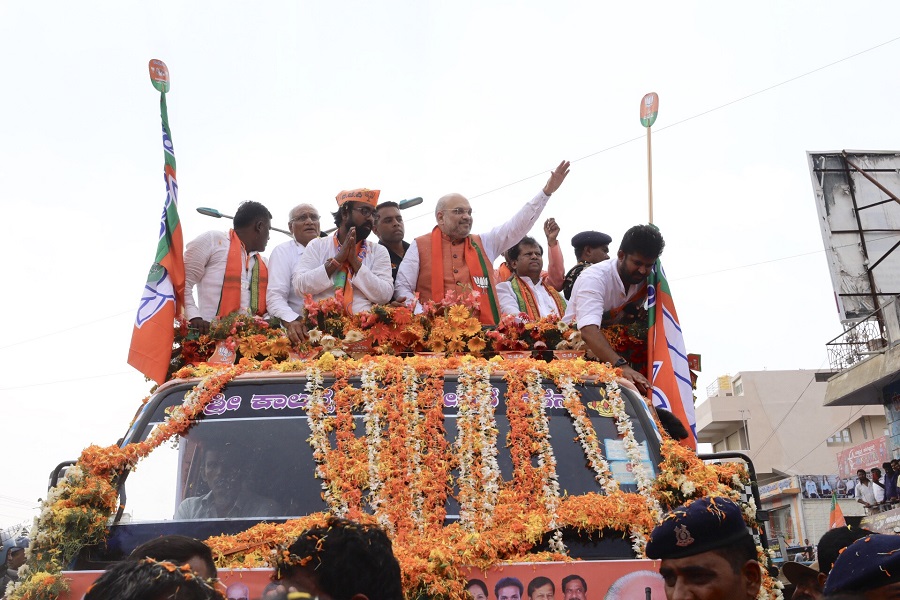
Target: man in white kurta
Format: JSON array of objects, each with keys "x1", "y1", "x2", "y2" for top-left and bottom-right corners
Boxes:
[
  {"x1": 267, "y1": 203, "x2": 321, "y2": 344},
  {"x1": 293, "y1": 189, "x2": 394, "y2": 314},
  {"x1": 184, "y1": 201, "x2": 272, "y2": 333},
  {"x1": 496, "y1": 237, "x2": 566, "y2": 319}
]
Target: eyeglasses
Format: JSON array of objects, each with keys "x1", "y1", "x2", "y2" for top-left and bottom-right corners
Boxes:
[
  {"x1": 290, "y1": 213, "x2": 320, "y2": 223},
  {"x1": 448, "y1": 207, "x2": 473, "y2": 216},
  {"x1": 352, "y1": 206, "x2": 376, "y2": 218}
]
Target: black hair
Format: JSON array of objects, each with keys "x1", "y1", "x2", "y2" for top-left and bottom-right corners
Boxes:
[
  {"x1": 84, "y1": 558, "x2": 217, "y2": 600},
  {"x1": 331, "y1": 204, "x2": 352, "y2": 228},
  {"x1": 656, "y1": 408, "x2": 689, "y2": 440},
  {"x1": 233, "y1": 201, "x2": 272, "y2": 229},
  {"x1": 872, "y1": 467, "x2": 882, "y2": 476},
  {"x1": 619, "y1": 224, "x2": 665, "y2": 259},
  {"x1": 467, "y1": 579, "x2": 489, "y2": 597},
  {"x1": 818, "y1": 526, "x2": 874, "y2": 575},
  {"x1": 377, "y1": 201, "x2": 400, "y2": 211},
  {"x1": 561, "y1": 575, "x2": 586, "y2": 593},
  {"x1": 527, "y1": 576, "x2": 554, "y2": 597},
  {"x1": 506, "y1": 236, "x2": 542, "y2": 262},
  {"x1": 495, "y1": 577, "x2": 524, "y2": 598},
  {"x1": 278, "y1": 517, "x2": 402, "y2": 600},
  {"x1": 710, "y1": 534, "x2": 758, "y2": 574},
  {"x1": 128, "y1": 535, "x2": 217, "y2": 579}
]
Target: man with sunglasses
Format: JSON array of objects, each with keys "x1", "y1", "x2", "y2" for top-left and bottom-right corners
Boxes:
[
  {"x1": 394, "y1": 160, "x2": 570, "y2": 325},
  {"x1": 267, "y1": 203, "x2": 322, "y2": 344},
  {"x1": 294, "y1": 189, "x2": 393, "y2": 315}
]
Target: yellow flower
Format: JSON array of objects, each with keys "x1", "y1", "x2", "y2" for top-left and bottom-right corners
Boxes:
[
  {"x1": 449, "y1": 305, "x2": 469, "y2": 321},
  {"x1": 317, "y1": 352, "x2": 337, "y2": 371},
  {"x1": 447, "y1": 339, "x2": 466, "y2": 353},
  {"x1": 463, "y1": 319, "x2": 482, "y2": 337},
  {"x1": 266, "y1": 337, "x2": 292, "y2": 358},
  {"x1": 467, "y1": 337, "x2": 487, "y2": 353}
]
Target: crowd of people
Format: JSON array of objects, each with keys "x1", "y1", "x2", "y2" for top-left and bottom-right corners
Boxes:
[{"x1": 182, "y1": 159, "x2": 669, "y2": 390}]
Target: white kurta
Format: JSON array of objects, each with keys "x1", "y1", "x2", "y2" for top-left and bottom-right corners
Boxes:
[
  {"x1": 562, "y1": 259, "x2": 643, "y2": 328},
  {"x1": 497, "y1": 277, "x2": 565, "y2": 319},
  {"x1": 184, "y1": 230, "x2": 266, "y2": 321},
  {"x1": 394, "y1": 190, "x2": 551, "y2": 305},
  {"x1": 292, "y1": 233, "x2": 393, "y2": 314},
  {"x1": 266, "y1": 238, "x2": 307, "y2": 322}
]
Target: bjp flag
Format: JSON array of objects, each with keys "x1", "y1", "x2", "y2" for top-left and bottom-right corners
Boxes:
[
  {"x1": 830, "y1": 492, "x2": 847, "y2": 529},
  {"x1": 647, "y1": 260, "x2": 697, "y2": 448},
  {"x1": 128, "y1": 60, "x2": 184, "y2": 384}
]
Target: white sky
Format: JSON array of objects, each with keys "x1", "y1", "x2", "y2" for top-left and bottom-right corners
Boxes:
[{"x1": 3, "y1": 1, "x2": 900, "y2": 528}]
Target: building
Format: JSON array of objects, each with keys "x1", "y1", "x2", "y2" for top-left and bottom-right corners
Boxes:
[{"x1": 696, "y1": 369, "x2": 887, "y2": 546}]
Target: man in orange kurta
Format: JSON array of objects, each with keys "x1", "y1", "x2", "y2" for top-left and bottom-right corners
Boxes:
[{"x1": 393, "y1": 160, "x2": 570, "y2": 325}]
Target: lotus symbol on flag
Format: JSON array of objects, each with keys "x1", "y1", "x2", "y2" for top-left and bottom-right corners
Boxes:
[{"x1": 136, "y1": 264, "x2": 175, "y2": 327}]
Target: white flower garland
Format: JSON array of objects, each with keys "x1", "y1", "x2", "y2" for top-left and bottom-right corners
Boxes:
[
  {"x1": 361, "y1": 363, "x2": 391, "y2": 531},
  {"x1": 305, "y1": 365, "x2": 347, "y2": 517},
  {"x1": 474, "y1": 363, "x2": 501, "y2": 527},
  {"x1": 525, "y1": 368, "x2": 566, "y2": 554},
  {"x1": 558, "y1": 375, "x2": 618, "y2": 494},
  {"x1": 403, "y1": 364, "x2": 427, "y2": 531},
  {"x1": 607, "y1": 381, "x2": 663, "y2": 528}
]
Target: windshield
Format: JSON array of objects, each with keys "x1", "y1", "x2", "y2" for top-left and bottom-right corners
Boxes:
[{"x1": 120, "y1": 375, "x2": 660, "y2": 524}]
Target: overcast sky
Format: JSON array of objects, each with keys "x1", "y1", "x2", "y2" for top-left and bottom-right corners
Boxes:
[{"x1": 3, "y1": 1, "x2": 900, "y2": 528}]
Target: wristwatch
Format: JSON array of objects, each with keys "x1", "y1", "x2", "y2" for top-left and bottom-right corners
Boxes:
[{"x1": 613, "y1": 358, "x2": 627, "y2": 368}]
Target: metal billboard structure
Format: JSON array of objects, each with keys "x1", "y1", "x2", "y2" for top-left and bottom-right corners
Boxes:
[{"x1": 809, "y1": 150, "x2": 900, "y2": 370}]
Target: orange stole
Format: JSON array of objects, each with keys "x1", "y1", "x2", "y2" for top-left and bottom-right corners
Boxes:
[
  {"x1": 414, "y1": 228, "x2": 500, "y2": 325},
  {"x1": 509, "y1": 274, "x2": 567, "y2": 320},
  {"x1": 218, "y1": 229, "x2": 268, "y2": 317}
]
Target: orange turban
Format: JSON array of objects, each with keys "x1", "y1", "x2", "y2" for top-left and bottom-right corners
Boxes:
[{"x1": 336, "y1": 188, "x2": 380, "y2": 208}]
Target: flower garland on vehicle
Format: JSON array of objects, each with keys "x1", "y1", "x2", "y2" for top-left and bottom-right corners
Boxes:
[
  {"x1": 15, "y1": 353, "x2": 781, "y2": 600},
  {"x1": 525, "y1": 367, "x2": 565, "y2": 553}
]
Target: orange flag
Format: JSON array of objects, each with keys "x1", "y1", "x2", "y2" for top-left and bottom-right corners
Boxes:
[{"x1": 830, "y1": 492, "x2": 847, "y2": 529}]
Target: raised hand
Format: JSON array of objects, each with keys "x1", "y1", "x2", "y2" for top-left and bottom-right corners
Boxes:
[
  {"x1": 543, "y1": 218, "x2": 560, "y2": 246},
  {"x1": 543, "y1": 160, "x2": 571, "y2": 196}
]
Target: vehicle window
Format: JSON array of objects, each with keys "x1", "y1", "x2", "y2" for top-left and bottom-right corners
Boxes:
[{"x1": 123, "y1": 377, "x2": 658, "y2": 523}]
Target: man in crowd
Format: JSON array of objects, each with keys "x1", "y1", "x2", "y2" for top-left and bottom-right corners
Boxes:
[
  {"x1": 871, "y1": 467, "x2": 886, "y2": 508},
  {"x1": 855, "y1": 468, "x2": 878, "y2": 514},
  {"x1": 645, "y1": 496, "x2": 762, "y2": 600},
  {"x1": 294, "y1": 189, "x2": 393, "y2": 315},
  {"x1": 395, "y1": 160, "x2": 570, "y2": 325},
  {"x1": 497, "y1": 218, "x2": 565, "y2": 291},
  {"x1": 563, "y1": 224, "x2": 665, "y2": 393},
  {"x1": 184, "y1": 201, "x2": 272, "y2": 334},
  {"x1": 0, "y1": 537, "x2": 28, "y2": 597},
  {"x1": 128, "y1": 534, "x2": 217, "y2": 581},
  {"x1": 561, "y1": 575, "x2": 587, "y2": 600},
  {"x1": 782, "y1": 560, "x2": 824, "y2": 600},
  {"x1": 375, "y1": 201, "x2": 410, "y2": 281},
  {"x1": 562, "y1": 230, "x2": 612, "y2": 299},
  {"x1": 824, "y1": 534, "x2": 900, "y2": 597},
  {"x1": 496, "y1": 236, "x2": 567, "y2": 319},
  {"x1": 84, "y1": 558, "x2": 218, "y2": 600},
  {"x1": 267, "y1": 203, "x2": 322, "y2": 345},
  {"x1": 270, "y1": 517, "x2": 403, "y2": 600}
]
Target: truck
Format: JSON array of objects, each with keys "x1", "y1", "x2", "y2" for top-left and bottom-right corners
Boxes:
[{"x1": 11, "y1": 351, "x2": 774, "y2": 600}]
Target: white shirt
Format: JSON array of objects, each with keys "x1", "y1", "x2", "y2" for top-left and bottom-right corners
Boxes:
[
  {"x1": 394, "y1": 191, "x2": 551, "y2": 306},
  {"x1": 184, "y1": 230, "x2": 266, "y2": 321},
  {"x1": 856, "y1": 481, "x2": 877, "y2": 505},
  {"x1": 497, "y1": 276, "x2": 564, "y2": 319},
  {"x1": 266, "y1": 238, "x2": 307, "y2": 322},
  {"x1": 562, "y1": 259, "x2": 644, "y2": 328},
  {"x1": 873, "y1": 479, "x2": 886, "y2": 502},
  {"x1": 293, "y1": 233, "x2": 393, "y2": 314}
]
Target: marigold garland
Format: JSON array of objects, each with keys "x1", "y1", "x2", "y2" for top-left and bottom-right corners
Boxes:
[{"x1": 13, "y1": 353, "x2": 781, "y2": 600}]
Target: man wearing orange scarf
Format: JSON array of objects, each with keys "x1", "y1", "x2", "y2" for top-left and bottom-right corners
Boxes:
[
  {"x1": 496, "y1": 236, "x2": 566, "y2": 320},
  {"x1": 394, "y1": 160, "x2": 570, "y2": 325},
  {"x1": 184, "y1": 201, "x2": 273, "y2": 334},
  {"x1": 293, "y1": 189, "x2": 393, "y2": 314}
]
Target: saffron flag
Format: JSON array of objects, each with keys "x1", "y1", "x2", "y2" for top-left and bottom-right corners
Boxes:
[
  {"x1": 647, "y1": 259, "x2": 697, "y2": 448},
  {"x1": 830, "y1": 492, "x2": 847, "y2": 529},
  {"x1": 127, "y1": 60, "x2": 185, "y2": 384}
]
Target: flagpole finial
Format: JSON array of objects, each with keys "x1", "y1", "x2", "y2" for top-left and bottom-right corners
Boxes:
[
  {"x1": 149, "y1": 59, "x2": 170, "y2": 94},
  {"x1": 640, "y1": 92, "x2": 659, "y2": 128}
]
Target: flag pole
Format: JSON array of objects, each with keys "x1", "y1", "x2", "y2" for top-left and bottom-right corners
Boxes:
[{"x1": 640, "y1": 92, "x2": 659, "y2": 224}]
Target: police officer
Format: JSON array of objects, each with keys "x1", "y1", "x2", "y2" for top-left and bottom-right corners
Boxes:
[
  {"x1": 562, "y1": 230, "x2": 612, "y2": 299},
  {"x1": 645, "y1": 497, "x2": 762, "y2": 600}
]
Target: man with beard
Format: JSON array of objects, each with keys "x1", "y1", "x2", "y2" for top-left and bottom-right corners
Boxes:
[
  {"x1": 174, "y1": 443, "x2": 280, "y2": 519},
  {"x1": 496, "y1": 236, "x2": 567, "y2": 319},
  {"x1": 294, "y1": 189, "x2": 393, "y2": 315},
  {"x1": 563, "y1": 224, "x2": 665, "y2": 394},
  {"x1": 267, "y1": 203, "x2": 322, "y2": 345},
  {"x1": 394, "y1": 160, "x2": 570, "y2": 325}
]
